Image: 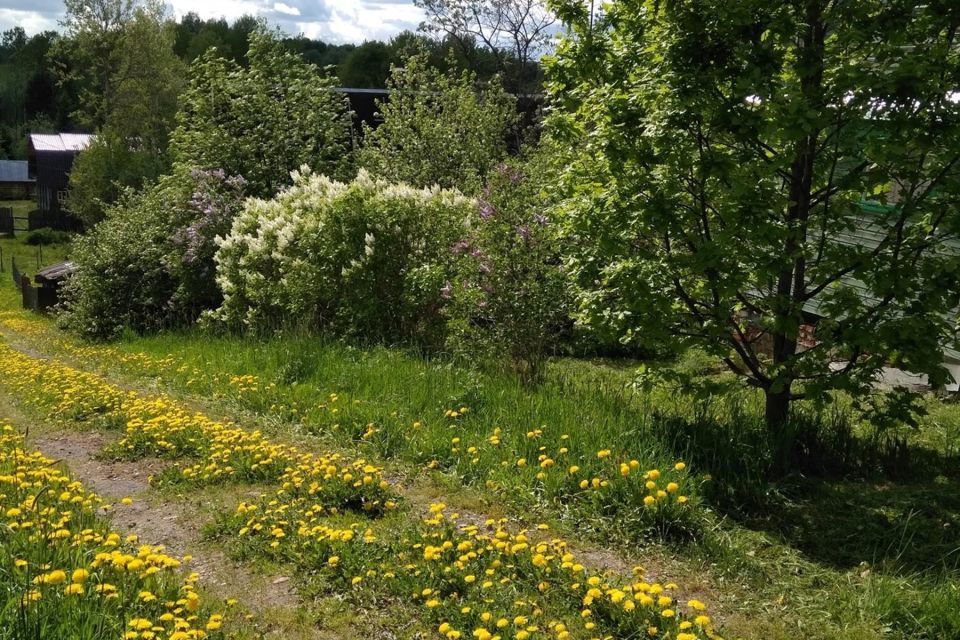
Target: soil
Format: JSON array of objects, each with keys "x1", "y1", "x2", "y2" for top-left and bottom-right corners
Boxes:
[{"x1": 27, "y1": 428, "x2": 299, "y2": 616}]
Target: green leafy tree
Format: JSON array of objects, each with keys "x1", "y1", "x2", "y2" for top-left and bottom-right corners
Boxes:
[
  {"x1": 339, "y1": 41, "x2": 395, "y2": 88},
  {"x1": 359, "y1": 53, "x2": 516, "y2": 194},
  {"x1": 0, "y1": 29, "x2": 70, "y2": 158},
  {"x1": 67, "y1": 131, "x2": 170, "y2": 226},
  {"x1": 50, "y1": 0, "x2": 137, "y2": 129},
  {"x1": 548, "y1": 0, "x2": 960, "y2": 430},
  {"x1": 67, "y1": 3, "x2": 186, "y2": 225},
  {"x1": 171, "y1": 30, "x2": 354, "y2": 198}
]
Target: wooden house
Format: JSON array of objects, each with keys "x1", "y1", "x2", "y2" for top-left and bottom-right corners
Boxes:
[{"x1": 27, "y1": 133, "x2": 94, "y2": 214}]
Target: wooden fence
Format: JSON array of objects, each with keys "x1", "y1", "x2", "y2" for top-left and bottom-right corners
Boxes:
[
  {"x1": 28, "y1": 211, "x2": 83, "y2": 233},
  {"x1": 10, "y1": 256, "x2": 59, "y2": 312},
  {"x1": 0, "y1": 207, "x2": 12, "y2": 235}
]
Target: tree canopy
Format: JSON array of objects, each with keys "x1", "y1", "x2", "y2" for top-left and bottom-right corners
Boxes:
[
  {"x1": 359, "y1": 53, "x2": 517, "y2": 194},
  {"x1": 548, "y1": 0, "x2": 960, "y2": 429},
  {"x1": 171, "y1": 30, "x2": 354, "y2": 198}
]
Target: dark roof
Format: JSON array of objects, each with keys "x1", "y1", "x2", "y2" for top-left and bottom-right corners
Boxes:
[{"x1": 0, "y1": 160, "x2": 30, "y2": 182}]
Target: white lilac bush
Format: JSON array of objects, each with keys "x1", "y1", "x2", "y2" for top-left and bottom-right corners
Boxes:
[{"x1": 209, "y1": 168, "x2": 475, "y2": 345}]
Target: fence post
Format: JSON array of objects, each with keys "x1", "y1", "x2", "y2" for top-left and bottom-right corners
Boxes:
[{"x1": 11, "y1": 256, "x2": 20, "y2": 290}]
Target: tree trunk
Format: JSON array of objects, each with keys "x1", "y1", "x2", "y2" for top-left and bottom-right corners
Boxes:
[{"x1": 764, "y1": 383, "x2": 792, "y2": 431}]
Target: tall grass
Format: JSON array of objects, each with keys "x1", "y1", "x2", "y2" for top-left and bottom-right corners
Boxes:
[{"x1": 4, "y1": 298, "x2": 960, "y2": 639}]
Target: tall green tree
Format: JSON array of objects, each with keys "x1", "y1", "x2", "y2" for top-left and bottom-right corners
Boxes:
[
  {"x1": 50, "y1": 0, "x2": 136, "y2": 129},
  {"x1": 339, "y1": 41, "x2": 395, "y2": 87},
  {"x1": 359, "y1": 53, "x2": 516, "y2": 193},
  {"x1": 170, "y1": 30, "x2": 354, "y2": 197},
  {"x1": 548, "y1": 0, "x2": 960, "y2": 430},
  {"x1": 0, "y1": 29, "x2": 70, "y2": 158},
  {"x1": 66, "y1": 1, "x2": 185, "y2": 225},
  {"x1": 415, "y1": 0, "x2": 554, "y2": 92}
]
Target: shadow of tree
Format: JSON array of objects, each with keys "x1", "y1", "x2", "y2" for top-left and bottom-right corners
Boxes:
[
  {"x1": 752, "y1": 476, "x2": 960, "y2": 575},
  {"x1": 651, "y1": 411, "x2": 960, "y2": 576}
]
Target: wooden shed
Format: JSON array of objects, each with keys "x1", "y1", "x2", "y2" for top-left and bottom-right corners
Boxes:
[{"x1": 0, "y1": 160, "x2": 34, "y2": 200}]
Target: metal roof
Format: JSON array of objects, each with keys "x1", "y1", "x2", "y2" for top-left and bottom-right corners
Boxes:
[
  {"x1": 0, "y1": 160, "x2": 30, "y2": 182},
  {"x1": 28, "y1": 133, "x2": 94, "y2": 153},
  {"x1": 34, "y1": 261, "x2": 76, "y2": 285}
]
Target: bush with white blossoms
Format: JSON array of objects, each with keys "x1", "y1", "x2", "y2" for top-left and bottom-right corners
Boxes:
[{"x1": 209, "y1": 168, "x2": 475, "y2": 346}]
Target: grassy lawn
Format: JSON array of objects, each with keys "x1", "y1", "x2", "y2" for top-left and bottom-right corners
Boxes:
[
  {"x1": 1, "y1": 199, "x2": 36, "y2": 231},
  {"x1": 0, "y1": 233, "x2": 73, "y2": 279},
  {"x1": 0, "y1": 270, "x2": 957, "y2": 639}
]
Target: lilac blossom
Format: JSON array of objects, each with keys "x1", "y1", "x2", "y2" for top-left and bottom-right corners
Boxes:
[{"x1": 479, "y1": 201, "x2": 497, "y2": 220}]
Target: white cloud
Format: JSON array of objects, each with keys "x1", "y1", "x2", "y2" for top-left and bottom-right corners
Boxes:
[
  {"x1": 0, "y1": 7, "x2": 62, "y2": 33},
  {"x1": 272, "y1": 2, "x2": 300, "y2": 16},
  {"x1": 296, "y1": 2, "x2": 424, "y2": 43},
  {"x1": 1, "y1": 0, "x2": 425, "y2": 44}
]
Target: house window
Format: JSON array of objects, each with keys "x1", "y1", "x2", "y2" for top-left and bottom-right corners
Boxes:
[{"x1": 57, "y1": 189, "x2": 68, "y2": 205}]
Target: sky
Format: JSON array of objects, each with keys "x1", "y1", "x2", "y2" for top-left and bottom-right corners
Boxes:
[{"x1": 0, "y1": 0, "x2": 427, "y2": 44}]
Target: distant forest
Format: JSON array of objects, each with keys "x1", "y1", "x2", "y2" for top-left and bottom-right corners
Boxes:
[{"x1": 0, "y1": 13, "x2": 539, "y2": 159}]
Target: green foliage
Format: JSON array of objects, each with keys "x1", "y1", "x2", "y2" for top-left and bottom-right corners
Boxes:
[
  {"x1": 62, "y1": 1, "x2": 185, "y2": 224},
  {"x1": 358, "y1": 54, "x2": 517, "y2": 194},
  {"x1": 446, "y1": 153, "x2": 574, "y2": 383},
  {"x1": 66, "y1": 132, "x2": 171, "y2": 226},
  {"x1": 50, "y1": 0, "x2": 137, "y2": 129},
  {"x1": 23, "y1": 228, "x2": 73, "y2": 246},
  {"x1": 173, "y1": 12, "x2": 259, "y2": 63},
  {"x1": 171, "y1": 30, "x2": 355, "y2": 198},
  {"x1": 547, "y1": 0, "x2": 960, "y2": 430},
  {"x1": 0, "y1": 29, "x2": 68, "y2": 159},
  {"x1": 209, "y1": 169, "x2": 474, "y2": 346},
  {"x1": 58, "y1": 168, "x2": 246, "y2": 339},
  {"x1": 338, "y1": 41, "x2": 396, "y2": 88}
]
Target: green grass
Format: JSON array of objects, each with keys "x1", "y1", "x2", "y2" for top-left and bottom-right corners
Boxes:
[
  {"x1": 1, "y1": 275, "x2": 960, "y2": 639},
  {"x1": 0, "y1": 199, "x2": 35, "y2": 231},
  {"x1": 0, "y1": 234, "x2": 73, "y2": 279}
]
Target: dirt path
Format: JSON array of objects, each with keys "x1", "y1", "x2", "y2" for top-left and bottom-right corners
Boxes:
[
  {"x1": 0, "y1": 393, "x2": 322, "y2": 637},
  {"x1": 30, "y1": 430, "x2": 298, "y2": 610}
]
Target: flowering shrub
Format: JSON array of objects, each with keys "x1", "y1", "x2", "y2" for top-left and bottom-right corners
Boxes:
[
  {"x1": 59, "y1": 168, "x2": 246, "y2": 339},
  {"x1": 167, "y1": 169, "x2": 248, "y2": 314},
  {"x1": 446, "y1": 158, "x2": 573, "y2": 383},
  {"x1": 209, "y1": 168, "x2": 474, "y2": 346}
]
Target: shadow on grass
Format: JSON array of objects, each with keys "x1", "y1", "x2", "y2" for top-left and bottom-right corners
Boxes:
[{"x1": 652, "y1": 407, "x2": 960, "y2": 576}]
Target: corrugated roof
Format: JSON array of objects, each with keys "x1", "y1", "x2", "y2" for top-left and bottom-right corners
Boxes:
[
  {"x1": 34, "y1": 261, "x2": 77, "y2": 284},
  {"x1": 28, "y1": 133, "x2": 94, "y2": 153},
  {"x1": 0, "y1": 160, "x2": 30, "y2": 182}
]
